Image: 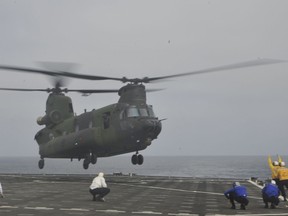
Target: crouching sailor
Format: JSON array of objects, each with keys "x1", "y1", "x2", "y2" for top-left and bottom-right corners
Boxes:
[
  {"x1": 262, "y1": 180, "x2": 280, "y2": 209},
  {"x1": 224, "y1": 182, "x2": 249, "y2": 210},
  {"x1": 89, "y1": 172, "x2": 110, "y2": 202}
]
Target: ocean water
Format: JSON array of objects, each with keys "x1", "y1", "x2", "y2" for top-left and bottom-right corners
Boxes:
[{"x1": 0, "y1": 156, "x2": 274, "y2": 180}]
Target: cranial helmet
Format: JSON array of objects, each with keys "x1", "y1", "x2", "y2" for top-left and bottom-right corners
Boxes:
[
  {"x1": 273, "y1": 161, "x2": 279, "y2": 166},
  {"x1": 233, "y1": 182, "x2": 240, "y2": 187},
  {"x1": 280, "y1": 162, "x2": 286, "y2": 167},
  {"x1": 271, "y1": 180, "x2": 276, "y2": 185},
  {"x1": 98, "y1": 172, "x2": 104, "y2": 177}
]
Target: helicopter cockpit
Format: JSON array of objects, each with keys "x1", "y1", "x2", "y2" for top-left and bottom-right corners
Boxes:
[{"x1": 120, "y1": 105, "x2": 156, "y2": 119}]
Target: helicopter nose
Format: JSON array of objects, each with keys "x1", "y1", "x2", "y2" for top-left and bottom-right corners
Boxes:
[{"x1": 142, "y1": 119, "x2": 162, "y2": 137}]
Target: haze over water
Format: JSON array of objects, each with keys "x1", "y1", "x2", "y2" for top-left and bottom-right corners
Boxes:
[{"x1": 0, "y1": 156, "x2": 273, "y2": 180}]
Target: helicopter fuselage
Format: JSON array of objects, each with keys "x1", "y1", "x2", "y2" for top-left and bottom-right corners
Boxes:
[{"x1": 35, "y1": 101, "x2": 161, "y2": 160}]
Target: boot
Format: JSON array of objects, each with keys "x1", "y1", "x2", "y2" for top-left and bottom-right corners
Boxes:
[{"x1": 240, "y1": 204, "x2": 246, "y2": 210}]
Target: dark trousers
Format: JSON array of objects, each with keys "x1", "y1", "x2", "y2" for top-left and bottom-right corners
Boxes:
[
  {"x1": 263, "y1": 194, "x2": 279, "y2": 206},
  {"x1": 90, "y1": 188, "x2": 110, "y2": 199},
  {"x1": 229, "y1": 195, "x2": 249, "y2": 207},
  {"x1": 278, "y1": 180, "x2": 288, "y2": 200}
]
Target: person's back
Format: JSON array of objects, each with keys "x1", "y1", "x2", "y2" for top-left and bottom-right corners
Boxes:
[
  {"x1": 262, "y1": 181, "x2": 280, "y2": 209},
  {"x1": 89, "y1": 172, "x2": 110, "y2": 202},
  {"x1": 262, "y1": 183, "x2": 279, "y2": 197},
  {"x1": 234, "y1": 185, "x2": 247, "y2": 197},
  {"x1": 278, "y1": 167, "x2": 288, "y2": 181},
  {"x1": 90, "y1": 173, "x2": 107, "y2": 189}
]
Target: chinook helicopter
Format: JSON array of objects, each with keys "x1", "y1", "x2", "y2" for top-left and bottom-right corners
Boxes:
[{"x1": 0, "y1": 59, "x2": 284, "y2": 169}]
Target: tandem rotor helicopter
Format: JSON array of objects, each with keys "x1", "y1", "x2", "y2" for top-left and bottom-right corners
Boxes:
[{"x1": 0, "y1": 59, "x2": 284, "y2": 169}]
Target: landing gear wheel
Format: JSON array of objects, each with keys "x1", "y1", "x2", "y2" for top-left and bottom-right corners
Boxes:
[
  {"x1": 137, "y1": 154, "x2": 144, "y2": 165},
  {"x1": 83, "y1": 158, "x2": 90, "y2": 169},
  {"x1": 131, "y1": 154, "x2": 138, "y2": 165},
  {"x1": 91, "y1": 154, "x2": 97, "y2": 165},
  {"x1": 38, "y1": 159, "x2": 45, "y2": 169}
]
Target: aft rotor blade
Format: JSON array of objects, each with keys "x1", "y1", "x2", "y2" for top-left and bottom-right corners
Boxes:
[
  {"x1": 146, "y1": 58, "x2": 287, "y2": 83},
  {"x1": 67, "y1": 89, "x2": 119, "y2": 94},
  {"x1": 67, "y1": 88, "x2": 163, "y2": 94}
]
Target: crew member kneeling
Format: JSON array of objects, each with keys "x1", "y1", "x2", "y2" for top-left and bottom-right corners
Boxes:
[
  {"x1": 224, "y1": 182, "x2": 249, "y2": 210},
  {"x1": 89, "y1": 172, "x2": 110, "y2": 202},
  {"x1": 262, "y1": 180, "x2": 280, "y2": 209}
]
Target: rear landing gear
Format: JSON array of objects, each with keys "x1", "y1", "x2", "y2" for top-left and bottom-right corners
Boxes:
[
  {"x1": 38, "y1": 158, "x2": 44, "y2": 169},
  {"x1": 131, "y1": 152, "x2": 144, "y2": 165}
]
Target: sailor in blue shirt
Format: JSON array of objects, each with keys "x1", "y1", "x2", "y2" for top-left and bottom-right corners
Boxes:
[
  {"x1": 262, "y1": 180, "x2": 280, "y2": 209},
  {"x1": 224, "y1": 182, "x2": 249, "y2": 210}
]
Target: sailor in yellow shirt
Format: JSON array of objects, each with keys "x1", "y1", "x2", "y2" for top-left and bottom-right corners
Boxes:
[
  {"x1": 277, "y1": 161, "x2": 288, "y2": 201},
  {"x1": 268, "y1": 156, "x2": 281, "y2": 185}
]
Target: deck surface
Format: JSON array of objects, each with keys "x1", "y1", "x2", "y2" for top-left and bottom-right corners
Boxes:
[{"x1": 0, "y1": 174, "x2": 287, "y2": 215}]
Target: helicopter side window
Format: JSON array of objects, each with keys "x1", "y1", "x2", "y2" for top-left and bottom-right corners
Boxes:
[
  {"x1": 103, "y1": 112, "x2": 110, "y2": 129},
  {"x1": 126, "y1": 106, "x2": 140, "y2": 117},
  {"x1": 69, "y1": 103, "x2": 74, "y2": 113},
  {"x1": 148, "y1": 106, "x2": 155, "y2": 117},
  {"x1": 139, "y1": 108, "x2": 149, "y2": 117}
]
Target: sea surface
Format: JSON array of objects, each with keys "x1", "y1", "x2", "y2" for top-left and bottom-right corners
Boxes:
[{"x1": 0, "y1": 156, "x2": 276, "y2": 180}]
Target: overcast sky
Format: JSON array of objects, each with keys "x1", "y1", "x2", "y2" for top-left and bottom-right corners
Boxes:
[{"x1": 0, "y1": 0, "x2": 287, "y2": 157}]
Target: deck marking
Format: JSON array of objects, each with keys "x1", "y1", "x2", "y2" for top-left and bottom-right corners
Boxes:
[
  {"x1": 60, "y1": 208, "x2": 89, "y2": 212},
  {"x1": 24, "y1": 206, "x2": 54, "y2": 210},
  {"x1": 16, "y1": 214, "x2": 34, "y2": 216},
  {"x1": 132, "y1": 210, "x2": 162, "y2": 214},
  {"x1": 96, "y1": 209, "x2": 126, "y2": 213},
  {"x1": 168, "y1": 213, "x2": 198, "y2": 216},
  {"x1": 0, "y1": 205, "x2": 18, "y2": 209}
]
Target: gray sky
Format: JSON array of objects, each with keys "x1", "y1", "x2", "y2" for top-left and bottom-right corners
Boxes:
[{"x1": 0, "y1": 0, "x2": 287, "y2": 157}]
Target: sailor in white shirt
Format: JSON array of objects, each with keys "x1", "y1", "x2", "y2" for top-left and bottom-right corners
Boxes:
[
  {"x1": 89, "y1": 172, "x2": 110, "y2": 201},
  {"x1": 0, "y1": 182, "x2": 4, "y2": 198}
]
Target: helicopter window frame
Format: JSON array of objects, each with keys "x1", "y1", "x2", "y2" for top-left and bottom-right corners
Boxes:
[
  {"x1": 147, "y1": 105, "x2": 155, "y2": 117},
  {"x1": 139, "y1": 108, "x2": 149, "y2": 117}
]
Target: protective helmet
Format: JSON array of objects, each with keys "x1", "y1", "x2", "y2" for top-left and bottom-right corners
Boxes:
[
  {"x1": 271, "y1": 180, "x2": 276, "y2": 185},
  {"x1": 98, "y1": 172, "x2": 104, "y2": 177},
  {"x1": 233, "y1": 182, "x2": 240, "y2": 187},
  {"x1": 280, "y1": 162, "x2": 286, "y2": 167},
  {"x1": 273, "y1": 161, "x2": 279, "y2": 166}
]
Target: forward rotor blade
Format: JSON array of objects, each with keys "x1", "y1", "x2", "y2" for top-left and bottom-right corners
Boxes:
[
  {"x1": 0, "y1": 65, "x2": 121, "y2": 81},
  {"x1": 0, "y1": 58, "x2": 285, "y2": 84},
  {"x1": 0, "y1": 87, "x2": 48, "y2": 92},
  {"x1": 146, "y1": 58, "x2": 287, "y2": 83}
]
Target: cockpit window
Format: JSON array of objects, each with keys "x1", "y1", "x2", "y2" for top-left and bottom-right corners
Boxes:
[
  {"x1": 139, "y1": 108, "x2": 149, "y2": 117},
  {"x1": 123, "y1": 105, "x2": 156, "y2": 118},
  {"x1": 126, "y1": 106, "x2": 140, "y2": 117},
  {"x1": 148, "y1": 106, "x2": 155, "y2": 117}
]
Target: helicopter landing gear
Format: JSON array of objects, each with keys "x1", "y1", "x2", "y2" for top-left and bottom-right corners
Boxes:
[
  {"x1": 83, "y1": 153, "x2": 97, "y2": 169},
  {"x1": 83, "y1": 158, "x2": 89, "y2": 169},
  {"x1": 91, "y1": 153, "x2": 97, "y2": 165},
  {"x1": 131, "y1": 152, "x2": 144, "y2": 165},
  {"x1": 38, "y1": 158, "x2": 45, "y2": 169}
]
